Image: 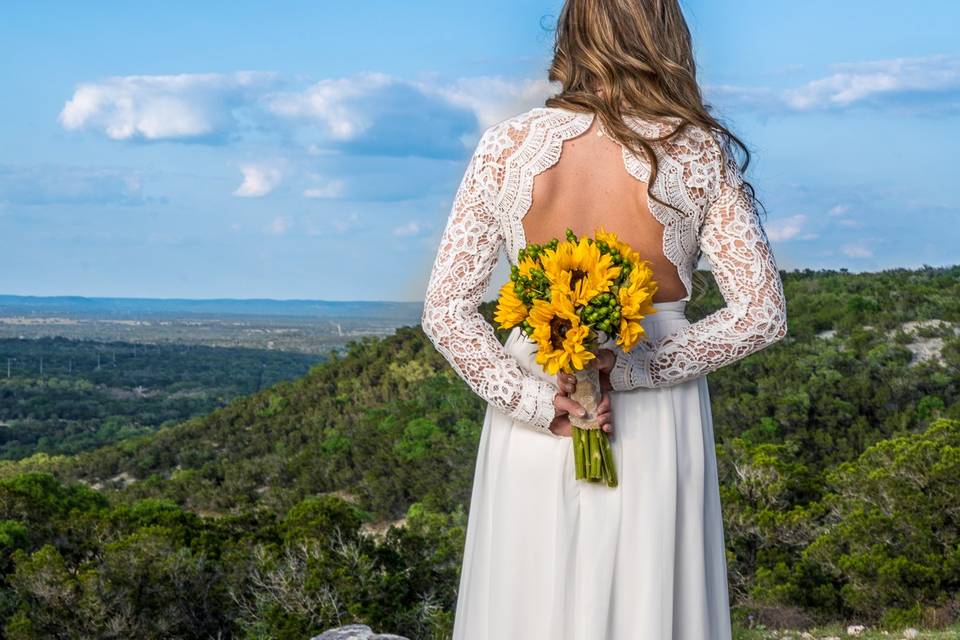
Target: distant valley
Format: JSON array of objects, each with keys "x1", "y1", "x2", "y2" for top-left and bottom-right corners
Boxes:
[{"x1": 0, "y1": 294, "x2": 424, "y2": 355}]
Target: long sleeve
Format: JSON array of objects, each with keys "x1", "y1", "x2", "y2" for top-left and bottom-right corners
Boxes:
[
  {"x1": 608, "y1": 140, "x2": 788, "y2": 391},
  {"x1": 420, "y1": 129, "x2": 559, "y2": 433}
]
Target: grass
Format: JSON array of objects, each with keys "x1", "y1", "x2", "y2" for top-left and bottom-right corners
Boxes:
[{"x1": 732, "y1": 624, "x2": 960, "y2": 639}]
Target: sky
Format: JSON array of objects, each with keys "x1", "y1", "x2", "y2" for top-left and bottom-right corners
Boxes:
[{"x1": 0, "y1": 0, "x2": 957, "y2": 302}]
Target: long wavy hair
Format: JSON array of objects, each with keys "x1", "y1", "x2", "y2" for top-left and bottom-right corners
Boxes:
[{"x1": 544, "y1": 0, "x2": 764, "y2": 299}]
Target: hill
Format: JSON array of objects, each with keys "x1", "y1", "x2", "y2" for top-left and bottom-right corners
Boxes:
[{"x1": 1, "y1": 264, "x2": 959, "y2": 638}]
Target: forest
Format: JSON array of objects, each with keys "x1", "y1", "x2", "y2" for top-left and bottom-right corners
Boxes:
[
  {"x1": 0, "y1": 264, "x2": 958, "y2": 639},
  {"x1": 0, "y1": 337, "x2": 324, "y2": 459}
]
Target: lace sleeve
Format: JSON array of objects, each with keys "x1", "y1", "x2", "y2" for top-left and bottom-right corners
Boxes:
[
  {"x1": 609, "y1": 137, "x2": 788, "y2": 391},
  {"x1": 420, "y1": 128, "x2": 559, "y2": 433}
]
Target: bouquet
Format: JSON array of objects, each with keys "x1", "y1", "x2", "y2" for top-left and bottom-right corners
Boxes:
[{"x1": 494, "y1": 227, "x2": 658, "y2": 487}]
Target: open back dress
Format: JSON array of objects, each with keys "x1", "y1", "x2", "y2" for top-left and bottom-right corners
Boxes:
[{"x1": 420, "y1": 106, "x2": 788, "y2": 640}]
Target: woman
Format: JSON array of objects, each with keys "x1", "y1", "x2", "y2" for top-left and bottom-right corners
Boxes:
[{"x1": 420, "y1": 0, "x2": 788, "y2": 638}]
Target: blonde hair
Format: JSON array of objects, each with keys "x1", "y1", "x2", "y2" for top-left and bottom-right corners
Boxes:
[
  {"x1": 545, "y1": 0, "x2": 765, "y2": 299},
  {"x1": 544, "y1": 0, "x2": 763, "y2": 223}
]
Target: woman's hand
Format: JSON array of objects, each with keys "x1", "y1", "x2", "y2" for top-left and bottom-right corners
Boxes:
[
  {"x1": 549, "y1": 379, "x2": 584, "y2": 438},
  {"x1": 549, "y1": 383, "x2": 580, "y2": 438},
  {"x1": 596, "y1": 391, "x2": 613, "y2": 432},
  {"x1": 548, "y1": 413, "x2": 575, "y2": 438},
  {"x1": 549, "y1": 362, "x2": 615, "y2": 437},
  {"x1": 593, "y1": 348, "x2": 616, "y2": 376},
  {"x1": 594, "y1": 349, "x2": 616, "y2": 393},
  {"x1": 549, "y1": 391, "x2": 614, "y2": 436},
  {"x1": 556, "y1": 349, "x2": 617, "y2": 395},
  {"x1": 551, "y1": 393, "x2": 588, "y2": 424}
]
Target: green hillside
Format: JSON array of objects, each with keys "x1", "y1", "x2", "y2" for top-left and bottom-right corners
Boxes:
[
  {"x1": 1, "y1": 265, "x2": 959, "y2": 639},
  {"x1": 0, "y1": 337, "x2": 324, "y2": 460}
]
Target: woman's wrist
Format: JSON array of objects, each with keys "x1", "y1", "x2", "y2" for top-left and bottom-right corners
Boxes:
[
  {"x1": 599, "y1": 370, "x2": 613, "y2": 393},
  {"x1": 522, "y1": 377, "x2": 561, "y2": 432},
  {"x1": 609, "y1": 348, "x2": 654, "y2": 391}
]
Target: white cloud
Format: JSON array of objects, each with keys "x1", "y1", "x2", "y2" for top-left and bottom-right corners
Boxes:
[
  {"x1": 303, "y1": 178, "x2": 345, "y2": 199},
  {"x1": 264, "y1": 72, "x2": 556, "y2": 146},
  {"x1": 837, "y1": 218, "x2": 861, "y2": 228},
  {"x1": 333, "y1": 212, "x2": 360, "y2": 233},
  {"x1": 765, "y1": 213, "x2": 807, "y2": 242},
  {"x1": 393, "y1": 221, "x2": 423, "y2": 236},
  {"x1": 57, "y1": 71, "x2": 559, "y2": 156},
  {"x1": 841, "y1": 242, "x2": 873, "y2": 258},
  {"x1": 0, "y1": 163, "x2": 154, "y2": 206},
  {"x1": 702, "y1": 84, "x2": 778, "y2": 112},
  {"x1": 63, "y1": 56, "x2": 958, "y2": 154},
  {"x1": 233, "y1": 164, "x2": 282, "y2": 198},
  {"x1": 263, "y1": 72, "x2": 490, "y2": 158},
  {"x1": 706, "y1": 54, "x2": 960, "y2": 115},
  {"x1": 304, "y1": 211, "x2": 361, "y2": 236},
  {"x1": 427, "y1": 76, "x2": 558, "y2": 130},
  {"x1": 265, "y1": 73, "x2": 390, "y2": 140},
  {"x1": 828, "y1": 204, "x2": 850, "y2": 216},
  {"x1": 784, "y1": 54, "x2": 960, "y2": 111},
  {"x1": 59, "y1": 71, "x2": 277, "y2": 142},
  {"x1": 264, "y1": 215, "x2": 291, "y2": 235}
]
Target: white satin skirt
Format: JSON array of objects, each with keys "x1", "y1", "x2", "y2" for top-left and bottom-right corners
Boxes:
[{"x1": 451, "y1": 300, "x2": 733, "y2": 640}]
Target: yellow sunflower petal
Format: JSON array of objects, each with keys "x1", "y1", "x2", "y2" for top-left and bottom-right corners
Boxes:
[
  {"x1": 517, "y1": 255, "x2": 541, "y2": 278},
  {"x1": 528, "y1": 290, "x2": 597, "y2": 374},
  {"x1": 616, "y1": 317, "x2": 646, "y2": 352},
  {"x1": 540, "y1": 237, "x2": 621, "y2": 306},
  {"x1": 494, "y1": 281, "x2": 529, "y2": 329}
]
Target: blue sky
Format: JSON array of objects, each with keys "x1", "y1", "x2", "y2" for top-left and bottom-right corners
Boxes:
[{"x1": 1, "y1": 1, "x2": 957, "y2": 301}]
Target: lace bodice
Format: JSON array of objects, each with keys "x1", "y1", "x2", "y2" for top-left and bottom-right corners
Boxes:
[{"x1": 420, "y1": 106, "x2": 787, "y2": 434}]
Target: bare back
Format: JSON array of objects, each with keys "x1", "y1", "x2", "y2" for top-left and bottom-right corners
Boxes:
[
  {"x1": 522, "y1": 116, "x2": 688, "y2": 304},
  {"x1": 421, "y1": 104, "x2": 788, "y2": 425}
]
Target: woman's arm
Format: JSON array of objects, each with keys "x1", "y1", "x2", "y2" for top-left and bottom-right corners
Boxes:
[
  {"x1": 421, "y1": 128, "x2": 561, "y2": 433},
  {"x1": 608, "y1": 139, "x2": 788, "y2": 391}
]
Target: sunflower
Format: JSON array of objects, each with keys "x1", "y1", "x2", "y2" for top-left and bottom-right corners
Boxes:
[
  {"x1": 615, "y1": 261, "x2": 659, "y2": 351},
  {"x1": 540, "y1": 237, "x2": 621, "y2": 306},
  {"x1": 528, "y1": 291, "x2": 596, "y2": 374},
  {"x1": 494, "y1": 281, "x2": 528, "y2": 329},
  {"x1": 617, "y1": 316, "x2": 646, "y2": 352},
  {"x1": 595, "y1": 225, "x2": 641, "y2": 267},
  {"x1": 516, "y1": 254, "x2": 540, "y2": 278}
]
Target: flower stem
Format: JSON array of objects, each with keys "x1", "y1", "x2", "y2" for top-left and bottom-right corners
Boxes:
[
  {"x1": 580, "y1": 428, "x2": 589, "y2": 479},
  {"x1": 590, "y1": 429, "x2": 601, "y2": 479},
  {"x1": 572, "y1": 426, "x2": 585, "y2": 479},
  {"x1": 599, "y1": 431, "x2": 618, "y2": 487}
]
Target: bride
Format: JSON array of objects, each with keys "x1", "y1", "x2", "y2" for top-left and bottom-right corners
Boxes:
[{"x1": 420, "y1": 0, "x2": 788, "y2": 638}]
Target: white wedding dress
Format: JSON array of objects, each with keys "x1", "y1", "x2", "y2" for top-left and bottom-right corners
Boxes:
[{"x1": 420, "y1": 106, "x2": 787, "y2": 639}]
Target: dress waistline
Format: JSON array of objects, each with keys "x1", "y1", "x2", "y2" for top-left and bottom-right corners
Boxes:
[{"x1": 645, "y1": 299, "x2": 687, "y2": 321}]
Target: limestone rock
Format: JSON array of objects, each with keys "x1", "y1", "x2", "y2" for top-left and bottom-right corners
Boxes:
[{"x1": 310, "y1": 624, "x2": 410, "y2": 640}]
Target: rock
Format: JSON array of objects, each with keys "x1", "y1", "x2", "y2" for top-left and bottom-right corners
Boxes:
[
  {"x1": 896, "y1": 319, "x2": 959, "y2": 365},
  {"x1": 847, "y1": 625, "x2": 866, "y2": 636},
  {"x1": 903, "y1": 629, "x2": 919, "y2": 639},
  {"x1": 310, "y1": 624, "x2": 410, "y2": 640}
]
